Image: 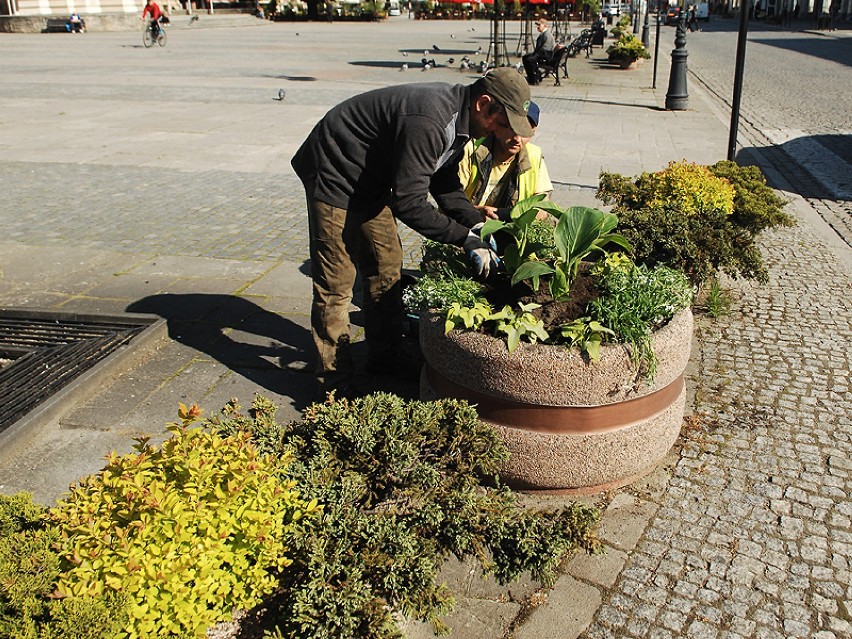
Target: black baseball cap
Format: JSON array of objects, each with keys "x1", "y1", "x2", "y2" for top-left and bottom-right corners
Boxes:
[{"x1": 476, "y1": 67, "x2": 534, "y2": 137}]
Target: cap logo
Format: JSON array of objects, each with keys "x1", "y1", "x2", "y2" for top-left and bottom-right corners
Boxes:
[{"x1": 523, "y1": 100, "x2": 530, "y2": 113}]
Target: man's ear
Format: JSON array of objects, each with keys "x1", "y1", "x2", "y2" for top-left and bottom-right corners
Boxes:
[{"x1": 472, "y1": 93, "x2": 495, "y2": 116}]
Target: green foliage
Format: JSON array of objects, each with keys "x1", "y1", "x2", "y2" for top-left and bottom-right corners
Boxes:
[
  {"x1": 491, "y1": 302, "x2": 550, "y2": 353},
  {"x1": 597, "y1": 160, "x2": 794, "y2": 285},
  {"x1": 50, "y1": 404, "x2": 318, "y2": 639},
  {"x1": 556, "y1": 317, "x2": 617, "y2": 362},
  {"x1": 588, "y1": 260, "x2": 694, "y2": 378},
  {"x1": 708, "y1": 160, "x2": 796, "y2": 233},
  {"x1": 205, "y1": 394, "x2": 602, "y2": 639},
  {"x1": 0, "y1": 493, "x2": 126, "y2": 639},
  {"x1": 606, "y1": 33, "x2": 651, "y2": 62},
  {"x1": 483, "y1": 197, "x2": 631, "y2": 301},
  {"x1": 444, "y1": 301, "x2": 550, "y2": 353},
  {"x1": 444, "y1": 300, "x2": 495, "y2": 333},
  {"x1": 697, "y1": 277, "x2": 732, "y2": 318},
  {"x1": 402, "y1": 272, "x2": 485, "y2": 315}
]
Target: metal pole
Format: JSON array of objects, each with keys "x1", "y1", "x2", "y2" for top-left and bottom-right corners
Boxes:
[
  {"x1": 642, "y1": 7, "x2": 650, "y2": 48},
  {"x1": 727, "y1": 0, "x2": 750, "y2": 160},
  {"x1": 652, "y1": 8, "x2": 661, "y2": 88},
  {"x1": 634, "y1": 0, "x2": 641, "y2": 33},
  {"x1": 665, "y1": 13, "x2": 689, "y2": 110}
]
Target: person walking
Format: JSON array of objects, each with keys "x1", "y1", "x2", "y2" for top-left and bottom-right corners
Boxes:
[
  {"x1": 522, "y1": 17, "x2": 556, "y2": 86},
  {"x1": 291, "y1": 69, "x2": 534, "y2": 397}
]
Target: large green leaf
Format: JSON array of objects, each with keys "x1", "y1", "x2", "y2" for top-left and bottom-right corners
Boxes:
[
  {"x1": 555, "y1": 206, "x2": 607, "y2": 265},
  {"x1": 511, "y1": 261, "x2": 555, "y2": 289}
]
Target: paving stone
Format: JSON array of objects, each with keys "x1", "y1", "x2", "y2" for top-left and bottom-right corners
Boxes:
[{"x1": 514, "y1": 575, "x2": 600, "y2": 639}]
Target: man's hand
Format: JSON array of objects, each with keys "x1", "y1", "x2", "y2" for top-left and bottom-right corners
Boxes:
[
  {"x1": 463, "y1": 226, "x2": 500, "y2": 279},
  {"x1": 475, "y1": 205, "x2": 500, "y2": 221}
]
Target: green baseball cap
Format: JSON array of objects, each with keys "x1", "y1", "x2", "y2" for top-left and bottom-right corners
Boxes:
[{"x1": 477, "y1": 67, "x2": 533, "y2": 137}]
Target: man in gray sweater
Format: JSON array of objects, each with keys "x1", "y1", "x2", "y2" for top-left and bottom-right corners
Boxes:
[{"x1": 292, "y1": 69, "x2": 533, "y2": 397}]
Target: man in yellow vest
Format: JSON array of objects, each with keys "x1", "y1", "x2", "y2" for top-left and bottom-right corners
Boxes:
[{"x1": 456, "y1": 101, "x2": 552, "y2": 222}]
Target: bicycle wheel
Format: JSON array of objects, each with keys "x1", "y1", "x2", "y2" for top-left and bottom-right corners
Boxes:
[
  {"x1": 157, "y1": 29, "x2": 167, "y2": 47},
  {"x1": 143, "y1": 28, "x2": 154, "y2": 48}
]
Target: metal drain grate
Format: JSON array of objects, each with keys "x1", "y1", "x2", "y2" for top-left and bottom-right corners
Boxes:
[{"x1": 0, "y1": 311, "x2": 150, "y2": 435}]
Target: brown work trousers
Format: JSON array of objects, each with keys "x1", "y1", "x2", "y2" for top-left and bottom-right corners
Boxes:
[{"x1": 304, "y1": 182, "x2": 404, "y2": 388}]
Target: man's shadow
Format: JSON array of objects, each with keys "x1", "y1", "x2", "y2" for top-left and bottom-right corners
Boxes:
[
  {"x1": 126, "y1": 293, "x2": 318, "y2": 411},
  {"x1": 127, "y1": 291, "x2": 420, "y2": 413}
]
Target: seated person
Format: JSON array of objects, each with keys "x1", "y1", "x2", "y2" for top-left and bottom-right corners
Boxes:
[
  {"x1": 68, "y1": 11, "x2": 85, "y2": 33},
  {"x1": 456, "y1": 101, "x2": 553, "y2": 223},
  {"x1": 523, "y1": 17, "x2": 556, "y2": 86}
]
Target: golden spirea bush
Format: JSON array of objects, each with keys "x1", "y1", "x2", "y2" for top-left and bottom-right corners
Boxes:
[
  {"x1": 641, "y1": 161, "x2": 735, "y2": 217},
  {"x1": 50, "y1": 405, "x2": 319, "y2": 639}
]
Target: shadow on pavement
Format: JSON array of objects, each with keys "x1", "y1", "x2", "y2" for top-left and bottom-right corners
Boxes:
[
  {"x1": 126, "y1": 293, "x2": 317, "y2": 406},
  {"x1": 739, "y1": 133, "x2": 852, "y2": 201}
]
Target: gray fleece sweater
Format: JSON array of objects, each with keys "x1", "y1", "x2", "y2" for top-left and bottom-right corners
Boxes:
[{"x1": 291, "y1": 81, "x2": 482, "y2": 246}]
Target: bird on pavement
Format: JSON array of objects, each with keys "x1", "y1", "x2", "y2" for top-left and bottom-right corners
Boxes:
[
  {"x1": 189, "y1": 15, "x2": 199, "y2": 23},
  {"x1": 432, "y1": 44, "x2": 441, "y2": 51},
  {"x1": 401, "y1": 63, "x2": 408, "y2": 71},
  {"x1": 402, "y1": 51, "x2": 408, "y2": 56},
  {"x1": 446, "y1": 57, "x2": 455, "y2": 64}
]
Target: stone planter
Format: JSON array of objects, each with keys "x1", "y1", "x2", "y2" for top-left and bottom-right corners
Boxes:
[{"x1": 419, "y1": 308, "x2": 693, "y2": 494}]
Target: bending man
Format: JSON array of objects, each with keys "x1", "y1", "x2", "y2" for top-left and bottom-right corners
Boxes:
[{"x1": 291, "y1": 69, "x2": 533, "y2": 397}]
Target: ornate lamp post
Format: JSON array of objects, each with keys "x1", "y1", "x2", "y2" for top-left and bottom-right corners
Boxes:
[{"x1": 665, "y1": 12, "x2": 689, "y2": 110}]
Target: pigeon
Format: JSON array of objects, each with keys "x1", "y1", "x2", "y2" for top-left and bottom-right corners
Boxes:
[
  {"x1": 275, "y1": 89, "x2": 285, "y2": 101},
  {"x1": 475, "y1": 46, "x2": 482, "y2": 54},
  {"x1": 400, "y1": 63, "x2": 408, "y2": 71},
  {"x1": 446, "y1": 58, "x2": 455, "y2": 64},
  {"x1": 421, "y1": 57, "x2": 429, "y2": 67},
  {"x1": 432, "y1": 44, "x2": 441, "y2": 52},
  {"x1": 422, "y1": 63, "x2": 432, "y2": 71},
  {"x1": 461, "y1": 55, "x2": 470, "y2": 62},
  {"x1": 450, "y1": 34, "x2": 455, "y2": 39},
  {"x1": 423, "y1": 50, "x2": 429, "y2": 57},
  {"x1": 478, "y1": 61, "x2": 488, "y2": 73},
  {"x1": 189, "y1": 14, "x2": 198, "y2": 23},
  {"x1": 459, "y1": 60, "x2": 468, "y2": 71},
  {"x1": 402, "y1": 51, "x2": 408, "y2": 56}
]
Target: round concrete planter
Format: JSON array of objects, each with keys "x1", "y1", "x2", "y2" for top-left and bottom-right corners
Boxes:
[{"x1": 419, "y1": 308, "x2": 693, "y2": 493}]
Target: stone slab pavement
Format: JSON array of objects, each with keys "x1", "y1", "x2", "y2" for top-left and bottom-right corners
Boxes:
[{"x1": 0, "y1": 15, "x2": 850, "y2": 639}]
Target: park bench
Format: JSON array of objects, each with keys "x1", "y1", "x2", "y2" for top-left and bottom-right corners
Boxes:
[
  {"x1": 536, "y1": 45, "x2": 570, "y2": 86},
  {"x1": 44, "y1": 17, "x2": 71, "y2": 33},
  {"x1": 565, "y1": 29, "x2": 594, "y2": 58}
]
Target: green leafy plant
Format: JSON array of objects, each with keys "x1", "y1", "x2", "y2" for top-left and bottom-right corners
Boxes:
[
  {"x1": 597, "y1": 160, "x2": 795, "y2": 285},
  {"x1": 491, "y1": 302, "x2": 550, "y2": 352},
  {"x1": 556, "y1": 317, "x2": 617, "y2": 362},
  {"x1": 444, "y1": 299, "x2": 495, "y2": 333},
  {"x1": 606, "y1": 32, "x2": 651, "y2": 64},
  {"x1": 588, "y1": 261, "x2": 694, "y2": 377},
  {"x1": 697, "y1": 277, "x2": 732, "y2": 318},
  {"x1": 482, "y1": 196, "x2": 631, "y2": 301},
  {"x1": 50, "y1": 403, "x2": 318, "y2": 639},
  {"x1": 0, "y1": 493, "x2": 127, "y2": 639},
  {"x1": 205, "y1": 393, "x2": 602, "y2": 639},
  {"x1": 402, "y1": 272, "x2": 484, "y2": 315}
]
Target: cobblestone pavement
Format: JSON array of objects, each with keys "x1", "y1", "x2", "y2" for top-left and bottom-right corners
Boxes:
[{"x1": 0, "y1": 17, "x2": 850, "y2": 639}]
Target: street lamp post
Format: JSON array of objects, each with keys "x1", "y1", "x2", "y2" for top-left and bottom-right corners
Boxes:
[{"x1": 665, "y1": 13, "x2": 689, "y2": 110}]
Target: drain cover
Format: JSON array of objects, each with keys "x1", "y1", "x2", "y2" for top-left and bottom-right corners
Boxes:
[{"x1": 0, "y1": 309, "x2": 163, "y2": 436}]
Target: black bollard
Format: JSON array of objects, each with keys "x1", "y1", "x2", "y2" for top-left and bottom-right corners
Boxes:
[
  {"x1": 665, "y1": 14, "x2": 689, "y2": 110},
  {"x1": 641, "y1": 10, "x2": 650, "y2": 48}
]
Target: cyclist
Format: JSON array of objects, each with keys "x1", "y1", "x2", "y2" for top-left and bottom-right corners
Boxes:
[{"x1": 141, "y1": 0, "x2": 164, "y2": 39}]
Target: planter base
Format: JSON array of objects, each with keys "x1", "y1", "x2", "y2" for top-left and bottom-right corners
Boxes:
[
  {"x1": 422, "y1": 370, "x2": 685, "y2": 493},
  {"x1": 419, "y1": 308, "x2": 693, "y2": 493}
]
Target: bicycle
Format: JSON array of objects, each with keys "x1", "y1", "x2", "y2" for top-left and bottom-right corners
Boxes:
[{"x1": 143, "y1": 17, "x2": 167, "y2": 48}]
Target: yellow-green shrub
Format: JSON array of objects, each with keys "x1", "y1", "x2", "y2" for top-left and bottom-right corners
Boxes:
[
  {"x1": 642, "y1": 160, "x2": 735, "y2": 217},
  {"x1": 0, "y1": 492, "x2": 126, "y2": 639},
  {"x1": 50, "y1": 405, "x2": 319, "y2": 639}
]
